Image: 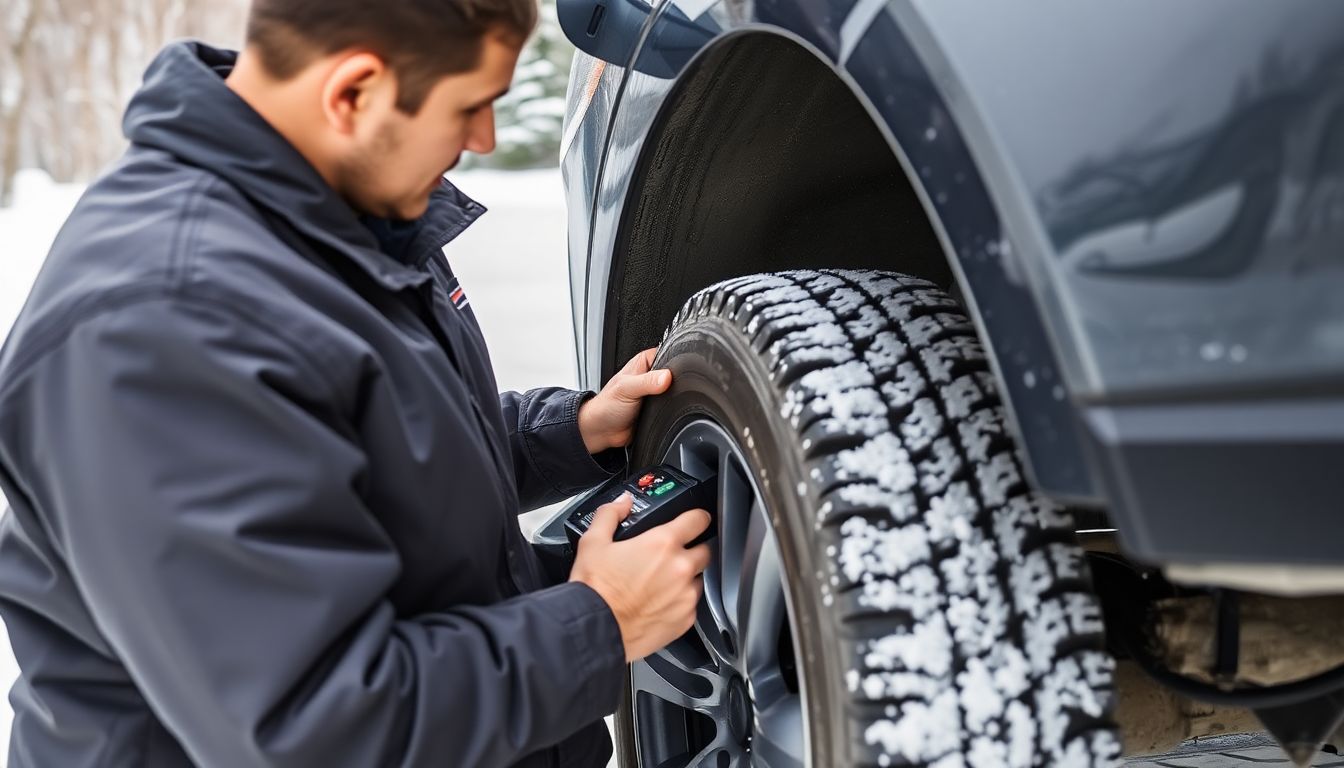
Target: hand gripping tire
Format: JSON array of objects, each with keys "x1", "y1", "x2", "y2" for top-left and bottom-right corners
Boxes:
[{"x1": 614, "y1": 270, "x2": 1121, "y2": 767}]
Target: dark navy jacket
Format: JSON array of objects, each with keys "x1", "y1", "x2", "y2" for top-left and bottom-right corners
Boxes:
[{"x1": 0, "y1": 42, "x2": 626, "y2": 767}]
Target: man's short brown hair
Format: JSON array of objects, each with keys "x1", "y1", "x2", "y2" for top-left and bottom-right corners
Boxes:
[{"x1": 246, "y1": 0, "x2": 537, "y2": 114}]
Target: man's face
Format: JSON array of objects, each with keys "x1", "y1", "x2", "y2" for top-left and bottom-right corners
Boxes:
[{"x1": 334, "y1": 35, "x2": 522, "y2": 220}]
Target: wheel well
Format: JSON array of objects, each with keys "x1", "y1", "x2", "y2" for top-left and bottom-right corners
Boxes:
[{"x1": 603, "y1": 31, "x2": 950, "y2": 377}]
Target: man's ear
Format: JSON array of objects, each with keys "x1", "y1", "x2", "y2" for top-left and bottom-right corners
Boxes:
[{"x1": 320, "y1": 52, "x2": 392, "y2": 135}]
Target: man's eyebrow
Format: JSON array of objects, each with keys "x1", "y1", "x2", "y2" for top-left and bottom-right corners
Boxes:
[{"x1": 469, "y1": 87, "x2": 510, "y2": 110}]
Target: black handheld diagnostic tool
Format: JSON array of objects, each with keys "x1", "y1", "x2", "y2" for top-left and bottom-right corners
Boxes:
[{"x1": 564, "y1": 464, "x2": 715, "y2": 548}]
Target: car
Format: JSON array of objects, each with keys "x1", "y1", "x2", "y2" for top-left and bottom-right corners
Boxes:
[{"x1": 525, "y1": 2, "x2": 1344, "y2": 765}]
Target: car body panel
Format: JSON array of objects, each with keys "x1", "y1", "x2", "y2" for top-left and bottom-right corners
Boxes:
[
  {"x1": 915, "y1": 2, "x2": 1344, "y2": 397},
  {"x1": 560, "y1": 0, "x2": 1344, "y2": 566},
  {"x1": 560, "y1": 52, "x2": 625, "y2": 381}
]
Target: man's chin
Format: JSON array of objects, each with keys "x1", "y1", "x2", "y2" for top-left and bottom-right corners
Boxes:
[
  {"x1": 382, "y1": 192, "x2": 433, "y2": 222},
  {"x1": 399, "y1": 197, "x2": 433, "y2": 221},
  {"x1": 347, "y1": 185, "x2": 434, "y2": 222}
]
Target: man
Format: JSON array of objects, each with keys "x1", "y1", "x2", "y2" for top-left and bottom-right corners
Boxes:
[{"x1": 0, "y1": 0, "x2": 712, "y2": 765}]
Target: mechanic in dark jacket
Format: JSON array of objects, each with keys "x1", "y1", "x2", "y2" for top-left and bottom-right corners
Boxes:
[{"x1": 0, "y1": 1, "x2": 712, "y2": 765}]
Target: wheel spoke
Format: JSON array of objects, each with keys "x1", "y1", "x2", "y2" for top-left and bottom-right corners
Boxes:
[
  {"x1": 698, "y1": 452, "x2": 740, "y2": 657},
  {"x1": 658, "y1": 634, "x2": 716, "y2": 679},
  {"x1": 716, "y1": 451, "x2": 751, "y2": 640},
  {"x1": 694, "y1": 597, "x2": 736, "y2": 671},
  {"x1": 751, "y1": 694, "x2": 806, "y2": 768},
  {"x1": 737, "y1": 498, "x2": 785, "y2": 682},
  {"x1": 677, "y1": 442, "x2": 715, "y2": 480},
  {"x1": 697, "y1": 447, "x2": 755, "y2": 672},
  {"x1": 733, "y1": 497, "x2": 764, "y2": 638},
  {"x1": 632, "y1": 645, "x2": 723, "y2": 712}
]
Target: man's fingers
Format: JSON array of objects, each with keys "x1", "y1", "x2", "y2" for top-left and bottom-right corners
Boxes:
[
  {"x1": 666, "y1": 508, "x2": 713, "y2": 544},
  {"x1": 585, "y1": 492, "x2": 634, "y2": 540},
  {"x1": 687, "y1": 542, "x2": 712, "y2": 574},
  {"x1": 620, "y1": 347, "x2": 659, "y2": 376}
]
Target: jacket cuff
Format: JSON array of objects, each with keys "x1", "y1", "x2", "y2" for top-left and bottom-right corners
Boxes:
[
  {"x1": 536, "y1": 581, "x2": 626, "y2": 718},
  {"x1": 523, "y1": 389, "x2": 625, "y2": 496}
]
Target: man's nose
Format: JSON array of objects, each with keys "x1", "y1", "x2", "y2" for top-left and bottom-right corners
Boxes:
[{"x1": 466, "y1": 109, "x2": 496, "y2": 155}]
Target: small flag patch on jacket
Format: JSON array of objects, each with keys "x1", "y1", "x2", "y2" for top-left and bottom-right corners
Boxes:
[{"x1": 449, "y1": 285, "x2": 469, "y2": 310}]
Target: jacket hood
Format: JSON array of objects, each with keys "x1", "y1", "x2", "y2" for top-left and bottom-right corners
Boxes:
[{"x1": 123, "y1": 41, "x2": 485, "y2": 287}]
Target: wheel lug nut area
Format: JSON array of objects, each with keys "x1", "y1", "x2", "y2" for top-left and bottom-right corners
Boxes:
[{"x1": 726, "y1": 676, "x2": 752, "y2": 745}]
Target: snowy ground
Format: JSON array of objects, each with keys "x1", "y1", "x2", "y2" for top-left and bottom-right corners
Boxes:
[{"x1": 0, "y1": 167, "x2": 608, "y2": 763}]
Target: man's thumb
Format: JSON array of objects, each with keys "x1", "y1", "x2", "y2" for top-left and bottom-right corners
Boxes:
[
  {"x1": 648, "y1": 369, "x2": 672, "y2": 392},
  {"x1": 620, "y1": 369, "x2": 671, "y2": 400},
  {"x1": 586, "y1": 492, "x2": 635, "y2": 539}
]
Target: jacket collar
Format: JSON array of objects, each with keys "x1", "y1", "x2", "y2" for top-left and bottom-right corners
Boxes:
[{"x1": 123, "y1": 41, "x2": 485, "y2": 290}]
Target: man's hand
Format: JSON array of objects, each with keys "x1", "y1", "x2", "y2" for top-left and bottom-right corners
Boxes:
[
  {"x1": 569, "y1": 493, "x2": 712, "y2": 662},
  {"x1": 577, "y1": 347, "x2": 671, "y2": 454}
]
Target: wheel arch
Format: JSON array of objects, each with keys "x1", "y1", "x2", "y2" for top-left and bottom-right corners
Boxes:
[
  {"x1": 599, "y1": 24, "x2": 1101, "y2": 503},
  {"x1": 601, "y1": 29, "x2": 944, "y2": 374}
]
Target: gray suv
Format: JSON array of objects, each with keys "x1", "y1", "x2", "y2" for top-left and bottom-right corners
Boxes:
[{"x1": 528, "y1": 2, "x2": 1344, "y2": 765}]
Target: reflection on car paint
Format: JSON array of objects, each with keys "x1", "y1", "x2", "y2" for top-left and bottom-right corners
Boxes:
[{"x1": 915, "y1": 0, "x2": 1344, "y2": 396}]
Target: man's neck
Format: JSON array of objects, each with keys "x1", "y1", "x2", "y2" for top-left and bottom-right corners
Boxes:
[{"x1": 225, "y1": 49, "x2": 340, "y2": 191}]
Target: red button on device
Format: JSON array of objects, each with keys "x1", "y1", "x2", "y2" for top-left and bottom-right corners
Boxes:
[{"x1": 637, "y1": 473, "x2": 656, "y2": 489}]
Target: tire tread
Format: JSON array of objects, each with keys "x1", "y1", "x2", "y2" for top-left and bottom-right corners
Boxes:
[{"x1": 676, "y1": 270, "x2": 1120, "y2": 767}]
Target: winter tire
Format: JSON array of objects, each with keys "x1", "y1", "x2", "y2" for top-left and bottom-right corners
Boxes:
[{"x1": 614, "y1": 270, "x2": 1121, "y2": 767}]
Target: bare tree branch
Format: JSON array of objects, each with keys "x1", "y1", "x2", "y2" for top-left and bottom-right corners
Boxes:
[
  {"x1": 2, "y1": 0, "x2": 246, "y2": 203},
  {"x1": 1, "y1": 0, "x2": 47, "y2": 206}
]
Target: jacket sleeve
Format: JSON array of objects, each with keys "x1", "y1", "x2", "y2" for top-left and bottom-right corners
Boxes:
[
  {"x1": 498, "y1": 388, "x2": 626, "y2": 511},
  {"x1": 11, "y1": 295, "x2": 626, "y2": 767}
]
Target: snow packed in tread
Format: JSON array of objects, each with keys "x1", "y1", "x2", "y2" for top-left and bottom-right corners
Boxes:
[{"x1": 662, "y1": 270, "x2": 1120, "y2": 767}]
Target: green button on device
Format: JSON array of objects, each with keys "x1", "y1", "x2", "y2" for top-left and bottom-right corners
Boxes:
[{"x1": 652, "y1": 481, "x2": 676, "y2": 496}]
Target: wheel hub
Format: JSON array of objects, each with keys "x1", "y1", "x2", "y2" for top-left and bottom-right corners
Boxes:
[{"x1": 727, "y1": 676, "x2": 751, "y2": 745}]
